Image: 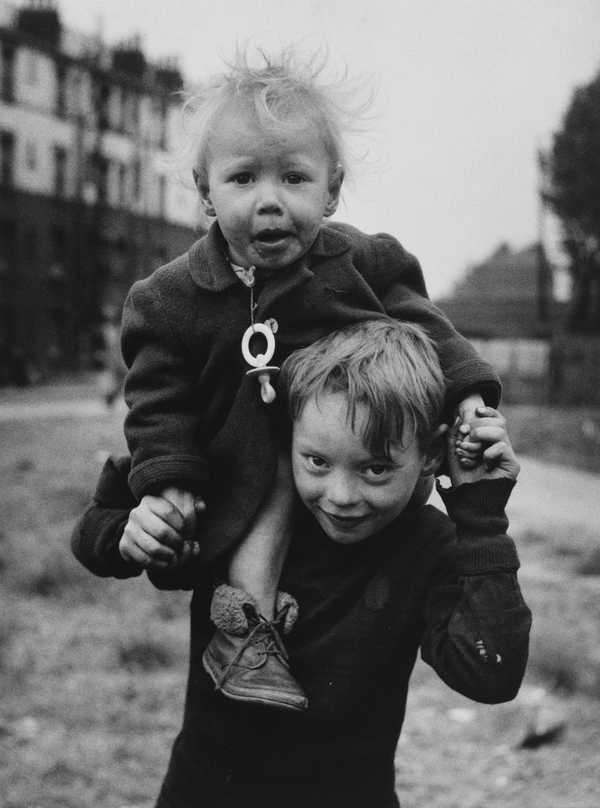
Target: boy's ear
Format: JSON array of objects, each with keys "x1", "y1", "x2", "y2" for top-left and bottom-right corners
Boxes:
[
  {"x1": 324, "y1": 165, "x2": 344, "y2": 217},
  {"x1": 194, "y1": 170, "x2": 216, "y2": 217},
  {"x1": 420, "y1": 424, "x2": 446, "y2": 477}
]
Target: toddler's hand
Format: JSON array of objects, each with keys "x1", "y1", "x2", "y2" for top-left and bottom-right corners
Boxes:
[
  {"x1": 455, "y1": 393, "x2": 485, "y2": 468},
  {"x1": 447, "y1": 406, "x2": 520, "y2": 487},
  {"x1": 119, "y1": 489, "x2": 204, "y2": 570},
  {"x1": 160, "y1": 486, "x2": 200, "y2": 540}
]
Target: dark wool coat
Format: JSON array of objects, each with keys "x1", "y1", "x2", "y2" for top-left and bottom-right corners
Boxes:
[
  {"x1": 71, "y1": 456, "x2": 531, "y2": 808},
  {"x1": 122, "y1": 221, "x2": 501, "y2": 561}
]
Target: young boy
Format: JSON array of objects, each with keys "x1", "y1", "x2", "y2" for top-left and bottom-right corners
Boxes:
[
  {"x1": 72, "y1": 320, "x2": 531, "y2": 808},
  {"x1": 120, "y1": 50, "x2": 501, "y2": 708}
]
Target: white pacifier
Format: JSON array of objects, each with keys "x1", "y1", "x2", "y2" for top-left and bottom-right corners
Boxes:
[{"x1": 241, "y1": 322, "x2": 279, "y2": 404}]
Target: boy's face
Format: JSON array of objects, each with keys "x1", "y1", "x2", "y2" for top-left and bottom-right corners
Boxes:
[
  {"x1": 292, "y1": 392, "x2": 435, "y2": 544},
  {"x1": 199, "y1": 105, "x2": 342, "y2": 271}
]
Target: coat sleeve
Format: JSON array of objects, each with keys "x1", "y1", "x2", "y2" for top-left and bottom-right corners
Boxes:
[
  {"x1": 420, "y1": 479, "x2": 532, "y2": 704},
  {"x1": 70, "y1": 455, "x2": 211, "y2": 591},
  {"x1": 370, "y1": 234, "x2": 501, "y2": 409},
  {"x1": 70, "y1": 456, "x2": 142, "y2": 579},
  {"x1": 121, "y1": 276, "x2": 210, "y2": 499}
]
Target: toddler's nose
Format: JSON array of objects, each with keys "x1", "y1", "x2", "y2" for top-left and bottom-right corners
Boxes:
[{"x1": 256, "y1": 180, "x2": 284, "y2": 214}]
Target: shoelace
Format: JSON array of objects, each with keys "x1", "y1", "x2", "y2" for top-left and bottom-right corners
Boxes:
[{"x1": 214, "y1": 609, "x2": 290, "y2": 689}]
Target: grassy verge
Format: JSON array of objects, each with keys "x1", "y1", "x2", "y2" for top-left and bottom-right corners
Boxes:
[{"x1": 0, "y1": 409, "x2": 191, "y2": 807}]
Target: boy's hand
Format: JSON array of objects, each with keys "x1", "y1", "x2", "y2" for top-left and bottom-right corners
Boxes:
[
  {"x1": 160, "y1": 486, "x2": 203, "y2": 540},
  {"x1": 447, "y1": 406, "x2": 520, "y2": 487},
  {"x1": 119, "y1": 488, "x2": 204, "y2": 570},
  {"x1": 455, "y1": 393, "x2": 485, "y2": 469}
]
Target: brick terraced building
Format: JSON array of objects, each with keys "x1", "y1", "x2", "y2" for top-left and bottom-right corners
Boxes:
[{"x1": 0, "y1": 0, "x2": 201, "y2": 383}]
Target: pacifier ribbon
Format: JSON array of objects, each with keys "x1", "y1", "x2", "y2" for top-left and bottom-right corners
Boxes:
[{"x1": 233, "y1": 263, "x2": 279, "y2": 404}]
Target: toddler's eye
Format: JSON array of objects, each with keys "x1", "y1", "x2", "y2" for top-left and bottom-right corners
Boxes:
[
  {"x1": 232, "y1": 172, "x2": 253, "y2": 185},
  {"x1": 285, "y1": 173, "x2": 306, "y2": 184}
]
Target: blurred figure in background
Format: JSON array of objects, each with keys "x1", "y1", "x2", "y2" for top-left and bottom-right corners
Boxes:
[{"x1": 98, "y1": 304, "x2": 126, "y2": 408}]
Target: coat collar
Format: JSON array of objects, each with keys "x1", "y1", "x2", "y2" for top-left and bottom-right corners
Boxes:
[{"x1": 186, "y1": 221, "x2": 351, "y2": 292}]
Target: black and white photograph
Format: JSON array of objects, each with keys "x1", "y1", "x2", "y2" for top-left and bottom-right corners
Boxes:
[{"x1": 1, "y1": 1, "x2": 599, "y2": 806}]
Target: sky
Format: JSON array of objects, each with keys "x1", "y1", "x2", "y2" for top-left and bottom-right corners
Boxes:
[{"x1": 55, "y1": 0, "x2": 600, "y2": 298}]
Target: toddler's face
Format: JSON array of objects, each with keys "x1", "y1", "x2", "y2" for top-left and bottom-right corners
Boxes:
[
  {"x1": 291, "y1": 392, "x2": 430, "y2": 544},
  {"x1": 200, "y1": 105, "x2": 341, "y2": 271}
]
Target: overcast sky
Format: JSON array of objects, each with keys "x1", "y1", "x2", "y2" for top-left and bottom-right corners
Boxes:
[{"x1": 56, "y1": 0, "x2": 600, "y2": 297}]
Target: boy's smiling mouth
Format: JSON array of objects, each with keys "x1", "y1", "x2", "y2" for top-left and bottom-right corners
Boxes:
[{"x1": 320, "y1": 510, "x2": 368, "y2": 531}]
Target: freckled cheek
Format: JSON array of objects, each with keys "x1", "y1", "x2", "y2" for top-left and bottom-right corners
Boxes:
[
  {"x1": 294, "y1": 473, "x2": 322, "y2": 508},
  {"x1": 368, "y1": 489, "x2": 408, "y2": 519}
]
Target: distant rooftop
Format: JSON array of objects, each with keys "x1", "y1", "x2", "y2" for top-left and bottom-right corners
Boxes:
[
  {"x1": 436, "y1": 242, "x2": 568, "y2": 339},
  {"x1": 0, "y1": 0, "x2": 184, "y2": 91}
]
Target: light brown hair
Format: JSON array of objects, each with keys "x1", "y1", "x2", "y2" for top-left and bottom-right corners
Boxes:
[{"x1": 280, "y1": 319, "x2": 445, "y2": 456}]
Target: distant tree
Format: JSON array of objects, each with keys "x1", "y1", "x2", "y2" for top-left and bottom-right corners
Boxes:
[{"x1": 543, "y1": 67, "x2": 600, "y2": 332}]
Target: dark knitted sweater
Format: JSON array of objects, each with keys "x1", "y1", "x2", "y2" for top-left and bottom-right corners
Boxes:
[{"x1": 72, "y1": 457, "x2": 531, "y2": 808}]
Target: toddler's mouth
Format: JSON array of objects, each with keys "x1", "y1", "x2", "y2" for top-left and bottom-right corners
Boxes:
[{"x1": 253, "y1": 229, "x2": 293, "y2": 244}]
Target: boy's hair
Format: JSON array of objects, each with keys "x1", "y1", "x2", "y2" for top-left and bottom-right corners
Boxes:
[
  {"x1": 178, "y1": 47, "x2": 369, "y2": 187},
  {"x1": 280, "y1": 319, "x2": 445, "y2": 456}
]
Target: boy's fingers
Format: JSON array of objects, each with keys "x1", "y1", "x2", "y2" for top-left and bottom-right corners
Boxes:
[
  {"x1": 475, "y1": 405, "x2": 500, "y2": 417},
  {"x1": 469, "y1": 425, "x2": 508, "y2": 444},
  {"x1": 482, "y1": 442, "x2": 509, "y2": 470},
  {"x1": 173, "y1": 540, "x2": 201, "y2": 567},
  {"x1": 194, "y1": 497, "x2": 206, "y2": 514}
]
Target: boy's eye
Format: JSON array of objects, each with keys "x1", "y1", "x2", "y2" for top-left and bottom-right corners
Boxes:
[
  {"x1": 231, "y1": 172, "x2": 253, "y2": 185},
  {"x1": 306, "y1": 455, "x2": 327, "y2": 470},
  {"x1": 364, "y1": 464, "x2": 392, "y2": 479}
]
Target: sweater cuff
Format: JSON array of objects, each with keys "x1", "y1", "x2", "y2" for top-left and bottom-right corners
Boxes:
[
  {"x1": 94, "y1": 456, "x2": 135, "y2": 508},
  {"x1": 438, "y1": 478, "x2": 519, "y2": 574},
  {"x1": 128, "y1": 455, "x2": 208, "y2": 500}
]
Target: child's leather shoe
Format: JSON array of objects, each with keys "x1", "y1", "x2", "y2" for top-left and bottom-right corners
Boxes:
[{"x1": 202, "y1": 584, "x2": 308, "y2": 712}]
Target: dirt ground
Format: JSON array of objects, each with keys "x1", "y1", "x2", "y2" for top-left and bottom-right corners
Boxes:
[{"x1": 1, "y1": 384, "x2": 599, "y2": 807}]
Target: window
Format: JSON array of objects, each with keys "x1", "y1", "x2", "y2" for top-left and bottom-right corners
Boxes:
[
  {"x1": 0, "y1": 131, "x2": 15, "y2": 186},
  {"x1": 158, "y1": 175, "x2": 166, "y2": 218},
  {"x1": 124, "y1": 92, "x2": 140, "y2": 134},
  {"x1": 118, "y1": 162, "x2": 127, "y2": 206},
  {"x1": 97, "y1": 155, "x2": 109, "y2": 203},
  {"x1": 56, "y1": 64, "x2": 67, "y2": 117},
  {"x1": 131, "y1": 158, "x2": 141, "y2": 201},
  {"x1": 23, "y1": 227, "x2": 37, "y2": 262},
  {"x1": 25, "y1": 140, "x2": 37, "y2": 171},
  {"x1": 50, "y1": 225, "x2": 67, "y2": 263},
  {"x1": 153, "y1": 95, "x2": 168, "y2": 148},
  {"x1": 0, "y1": 220, "x2": 17, "y2": 369},
  {"x1": 112, "y1": 86, "x2": 124, "y2": 131},
  {"x1": 1, "y1": 44, "x2": 15, "y2": 102},
  {"x1": 54, "y1": 146, "x2": 67, "y2": 196},
  {"x1": 25, "y1": 51, "x2": 38, "y2": 84}
]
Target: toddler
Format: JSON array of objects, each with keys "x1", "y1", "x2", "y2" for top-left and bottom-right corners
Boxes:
[{"x1": 120, "y1": 49, "x2": 501, "y2": 710}]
